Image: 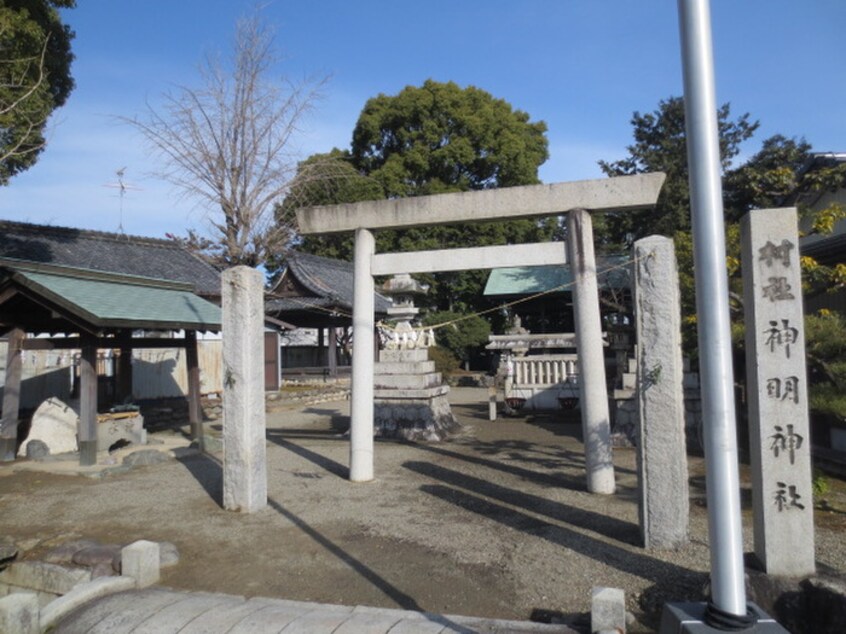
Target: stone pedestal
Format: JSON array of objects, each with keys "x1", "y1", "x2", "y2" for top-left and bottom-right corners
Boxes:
[
  {"x1": 374, "y1": 348, "x2": 460, "y2": 441},
  {"x1": 659, "y1": 602, "x2": 787, "y2": 633}
]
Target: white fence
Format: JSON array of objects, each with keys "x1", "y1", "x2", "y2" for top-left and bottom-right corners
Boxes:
[
  {"x1": 507, "y1": 353, "x2": 580, "y2": 410},
  {"x1": 511, "y1": 354, "x2": 578, "y2": 387},
  {"x1": 0, "y1": 341, "x2": 223, "y2": 409},
  {"x1": 132, "y1": 342, "x2": 223, "y2": 398}
]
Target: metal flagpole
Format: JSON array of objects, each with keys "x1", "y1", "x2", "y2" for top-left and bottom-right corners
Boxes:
[{"x1": 677, "y1": 0, "x2": 747, "y2": 617}]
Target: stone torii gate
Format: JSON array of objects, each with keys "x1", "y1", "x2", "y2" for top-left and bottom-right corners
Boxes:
[{"x1": 296, "y1": 173, "x2": 665, "y2": 494}]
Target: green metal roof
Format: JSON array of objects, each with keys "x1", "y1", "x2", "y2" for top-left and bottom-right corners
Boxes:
[
  {"x1": 11, "y1": 268, "x2": 221, "y2": 331},
  {"x1": 483, "y1": 256, "x2": 631, "y2": 296}
]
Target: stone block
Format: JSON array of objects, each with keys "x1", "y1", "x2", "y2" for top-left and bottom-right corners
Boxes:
[
  {"x1": 0, "y1": 592, "x2": 39, "y2": 634},
  {"x1": 373, "y1": 385, "x2": 451, "y2": 400},
  {"x1": 25, "y1": 441, "x2": 49, "y2": 459},
  {"x1": 121, "y1": 540, "x2": 160, "y2": 588},
  {"x1": 374, "y1": 361, "x2": 436, "y2": 375},
  {"x1": 373, "y1": 373, "x2": 442, "y2": 390},
  {"x1": 0, "y1": 561, "x2": 89, "y2": 595},
  {"x1": 592, "y1": 586, "x2": 626, "y2": 634},
  {"x1": 97, "y1": 414, "x2": 145, "y2": 450},
  {"x1": 378, "y1": 348, "x2": 429, "y2": 363},
  {"x1": 17, "y1": 397, "x2": 78, "y2": 457},
  {"x1": 158, "y1": 541, "x2": 180, "y2": 568},
  {"x1": 42, "y1": 539, "x2": 98, "y2": 565},
  {"x1": 72, "y1": 544, "x2": 122, "y2": 567},
  {"x1": 621, "y1": 372, "x2": 637, "y2": 390}
]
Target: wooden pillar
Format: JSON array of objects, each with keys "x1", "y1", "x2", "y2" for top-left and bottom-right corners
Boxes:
[
  {"x1": 79, "y1": 334, "x2": 98, "y2": 466},
  {"x1": 185, "y1": 331, "x2": 203, "y2": 452},
  {"x1": 0, "y1": 328, "x2": 25, "y2": 461},
  {"x1": 115, "y1": 330, "x2": 133, "y2": 403},
  {"x1": 328, "y1": 326, "x2": 338, "y2": 378},
  {"x1": 317, "y1": 327, "x2": 325, "y2": 366}
]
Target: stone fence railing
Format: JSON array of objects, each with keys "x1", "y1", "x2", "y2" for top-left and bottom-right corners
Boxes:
[
  {"x1": 505, "y1": 353, "x2": 580, "y2": 411},
  {"x1": 510, "y1": 354, "x2": 578, "y2": 388}
]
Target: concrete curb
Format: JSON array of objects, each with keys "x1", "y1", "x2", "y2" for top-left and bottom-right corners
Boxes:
[
  {"x1": 48, "y1": 588, "x2": 580, "y2": 633},
  {"x1": 39, "y1": 576, "x2": 136, "y2": 631}
]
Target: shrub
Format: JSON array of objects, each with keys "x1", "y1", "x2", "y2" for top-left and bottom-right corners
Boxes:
[
  {"x1": 428, "y1": 345, "x2": 460, "y2": 376},
  {"x1": 422, "y1": 311, "x2": 491, "y2": 368}
]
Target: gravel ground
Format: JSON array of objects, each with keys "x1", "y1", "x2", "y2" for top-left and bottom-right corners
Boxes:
[{"x1": 1, "y1": 387, "x2": 845, "y2": 632}]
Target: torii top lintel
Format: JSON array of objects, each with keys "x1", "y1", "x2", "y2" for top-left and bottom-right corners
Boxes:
[{"x1": 296, "y1": 172, "x2": 665, "y2": 235}]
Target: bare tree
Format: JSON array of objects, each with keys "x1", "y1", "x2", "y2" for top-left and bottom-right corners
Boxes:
[{"x1": 126, "y1": 13, "x2": 326, "y2": 267}]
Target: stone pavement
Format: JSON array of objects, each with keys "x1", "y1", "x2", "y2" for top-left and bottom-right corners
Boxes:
[{"x1": 53, "y1": 587, "x2": 579, "y2": 633}]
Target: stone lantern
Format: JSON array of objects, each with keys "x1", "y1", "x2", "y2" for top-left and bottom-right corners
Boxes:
[{"x1": 373, "y1": 274, "x2": 457, "y2": 441}]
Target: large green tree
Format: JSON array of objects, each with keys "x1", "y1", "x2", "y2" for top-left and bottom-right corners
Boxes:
[
  {"x1": 286, "y1": 79, "x2": 558, "y2": 312},
  {"x1": 602, "y1": 96, "x2": 846, "y2": 406},
  {"x1": 0, "y1": 0, "x2": 75, "y2": 185},
  {"x1": 597, "y1": 96, "x2": 758, "y2": 249},
  {"x1": 352, "y1": 79, "x2": 548, "y2": 196}
]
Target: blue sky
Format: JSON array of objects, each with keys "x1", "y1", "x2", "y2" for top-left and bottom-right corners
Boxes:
[{"x1": 2, "y1": 1, "x2": 845, "y2": 240}]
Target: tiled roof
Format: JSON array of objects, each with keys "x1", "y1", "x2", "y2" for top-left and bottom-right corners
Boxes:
[
  {"x1": 0, "y1": 220, "x2": 221, "y2": 297},
  {"x1": 483, "y1": 256, "x2": 631, "y2": 296},
  {"x1": 271, "y1": 251, "x2": 392, "y2": 313},
  {"x1": 7, "y1": 268, "x2": 221, "y2": 331},
  {"x1": 801, "y1": 232, "x2": 846, "y2": 266}
]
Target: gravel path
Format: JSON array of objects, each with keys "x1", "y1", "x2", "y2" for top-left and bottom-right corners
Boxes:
[{"x1": 2, "y1": 387, "x2": 845, "y2": 632}]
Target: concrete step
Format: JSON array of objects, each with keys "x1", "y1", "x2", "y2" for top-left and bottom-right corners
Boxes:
[
  {"x1": 374, "y1": 385, "x2": 451, "y2": 400},
  {"x1": 374, "y1": 374, "x2": 443, "y2": 390},
  {"x1": 375, "y1": 361, "x2": 437, "y2": 375},
  {"x1": 378, "y1": 348, "x2": 430, "y2": 363}
]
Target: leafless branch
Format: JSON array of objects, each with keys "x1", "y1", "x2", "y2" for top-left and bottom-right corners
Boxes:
[{"x1": 122, "y1": 12, "x2": 327, "y2": 267}]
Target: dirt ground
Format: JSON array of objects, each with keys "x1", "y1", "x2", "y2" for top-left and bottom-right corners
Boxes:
[{"x1": 2, "y1": 387, "x2": 846, "y2": 632}]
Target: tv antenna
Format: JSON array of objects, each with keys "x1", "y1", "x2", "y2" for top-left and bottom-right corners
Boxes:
[{"x1": 103, "y1": 167, "x2": 142, "y2": 234}]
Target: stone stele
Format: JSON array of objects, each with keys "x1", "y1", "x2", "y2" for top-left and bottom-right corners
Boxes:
[{"x1": 17, "y1": 397, "x2": 79, "y2": 457}]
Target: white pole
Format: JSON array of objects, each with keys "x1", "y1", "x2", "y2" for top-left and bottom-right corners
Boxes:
[
  {"x1": 350, "y1": 228, "x2": 376, "y2": 482},
  {"x1": 677, "y1": 0, "x2": 747, "y2": 616}
]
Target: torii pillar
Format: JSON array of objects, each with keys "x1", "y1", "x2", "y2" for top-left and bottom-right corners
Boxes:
[
  {"x1": 350, "y1": 228, "x2": 376, "y2": 482},
  {"x1": 567, "y1": 209, "x2": 615, "y2": 494}
]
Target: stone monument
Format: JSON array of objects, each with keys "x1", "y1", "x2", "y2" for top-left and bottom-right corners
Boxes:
[
  {"x1": 741, "y1": 207, "x2": 815, "y2": 576},
  {"x1": 632, "y1": 235, "x2": 689, "y2": 549},
  {"x1": 374, "y1": 274, "x2": 460, "y2": 441},
  {"x1": 222, "y1": 266, "x2": 267, "y2": 513}
]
